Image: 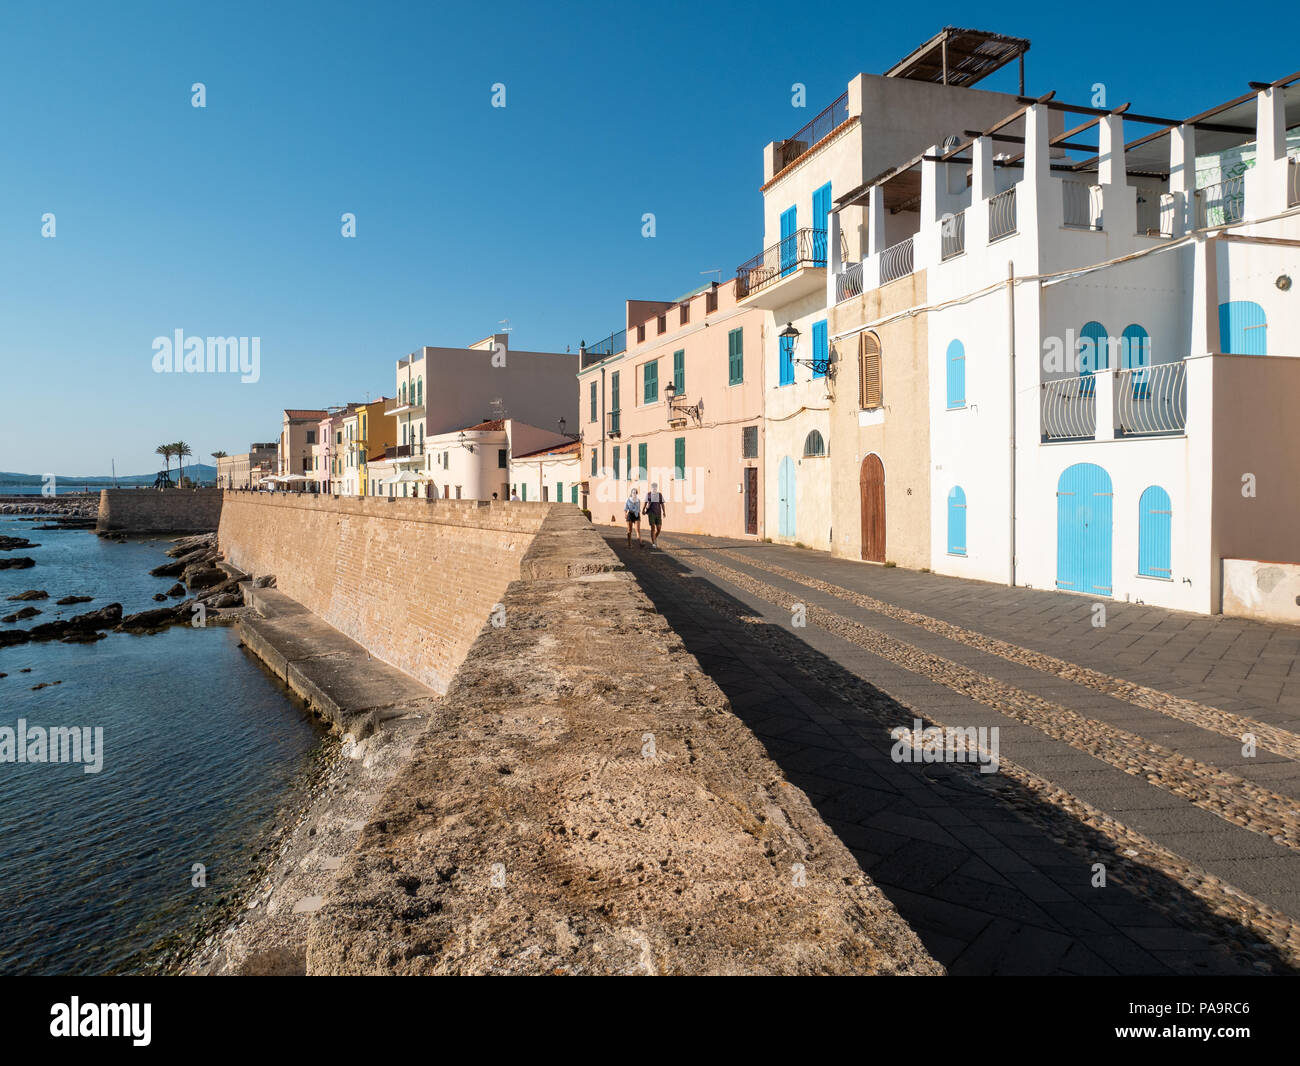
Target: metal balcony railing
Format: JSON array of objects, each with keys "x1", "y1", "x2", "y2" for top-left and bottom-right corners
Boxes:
[
  {"x1": 735, "y1": 227, "x2": 827, "y2": 298},
  {"x1": 1197, "y1": 177, "x2": 1244, "y2": 228},
  {"x1": 606, "y1": 409, "x2": 621, "y2": 438},
  {"x1": 775, "y1": 92, "x2": 849, "y2": 172},
  {"x1": 1136, "y1": 190, "x2": 1176, "y2": 237},
  {"x1": 580, "y1": 329, "x2": 627, "y2": 368},
  {"x1": 1040, "y1": 377, "x2": 1097, "y2": 441},
  {"x1": 384, "y1": 443, "x2": 425, "y2": 460},
  {"x1": 1062, "y1": 181, "x2": 1103, "y2": 230},
  {"x1": 989, "y1": 187, "x2": 1018, "y2": 241},
  {"x1": 1115, "y1": 361, "x2": 1187, "y2": 436},
  {"x1": 941, "y1": 210, "x2": 965, "y2": 260},
  {"x1": 836, "y1": 260, "x2": 863, "y2": 303},
  {"x1": 879, "y1": 236, "x2": 914, "y2": 284}
]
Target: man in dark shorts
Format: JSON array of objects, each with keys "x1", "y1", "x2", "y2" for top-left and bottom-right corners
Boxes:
[{"x1": 644, "y1": 482, "x2": 666, "y2": 547}]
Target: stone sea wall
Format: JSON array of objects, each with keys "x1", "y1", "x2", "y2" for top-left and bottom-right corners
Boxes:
[
  {"x1": 217, "y1": 491, "x2": 552, "y2": 693},
  {"x1": 96, "y1": 488, "x2": 224, "y2": 533}
]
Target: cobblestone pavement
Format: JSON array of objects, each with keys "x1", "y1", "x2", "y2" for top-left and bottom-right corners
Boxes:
[{"x1": 604, "y1": 530, "x2": 1300, "y2": 976}]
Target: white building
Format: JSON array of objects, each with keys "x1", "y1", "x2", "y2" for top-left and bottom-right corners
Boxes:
[
  {"x1": 511, "y1": 439, "x2": 581, "y2": 504},
  {"x1": 737, "y1": 29, "x2": 1029, "y2": 550},
  {"x1": 827, "y1": 73, "x2": 1300, "y2": 620}
]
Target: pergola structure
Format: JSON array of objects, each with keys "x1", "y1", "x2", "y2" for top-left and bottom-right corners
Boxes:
[{"x1": 885, "y1": 26, "x2": 1031, "y2": 94}]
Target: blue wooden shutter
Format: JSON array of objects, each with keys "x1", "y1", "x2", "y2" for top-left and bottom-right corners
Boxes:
[
  {"x1": 947, "y1": 486, "x2": 967, "y2": 555},
  {"x1": 1079, "y1": 321, "x2": 1109, "y2": 397},
  {"x1": 1218, "y1": 301, "x2": 1267, "y2": 354},
  {"x1": 946, "y1": 339, "x2": 965, "y2": 408},
  {"x1": 812, "y1": 182, "x2": 831, "y2": 264},
  {"x1": 780, "y1": 206, "x2": 797, "y2": 275},
  {"x1": 1121, "y1": 324, "x2": 1150, "y2": 398},
  {"x1": 779, "y1": 334, "x2": 795, "y2": 385},
  {"x1": 1138, "y1": 485, "x2": 1172, "y2": 578},
  {"x1": 812, "y1": 319, "x2": 828, "y2": 379}
]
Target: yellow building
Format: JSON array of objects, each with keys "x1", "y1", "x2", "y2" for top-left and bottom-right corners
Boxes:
[{"x1": 357, "y1": 397, "x2": 397, "y2": 496}]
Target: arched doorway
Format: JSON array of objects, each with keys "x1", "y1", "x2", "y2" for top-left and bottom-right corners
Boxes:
[
  {"x1": 778, "y1": 456, "x2": 796, "y2": 538},
  {"x1": 1056, "y1": 462, "x2": 1113, "y2": 596},
  {"x1": 860, "y1": 454, "x2": 885, "y2": 562}
]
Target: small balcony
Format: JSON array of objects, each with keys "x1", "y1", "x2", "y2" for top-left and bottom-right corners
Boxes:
[
  {"x1": 835, "y1": 260, "x2": 863, "y2": 303},
  {"x1": 1040, "y1": 376, "x2": 1097, "y2": 442},
  {"x1": 774, "y1": 93, "x2": 849, "y2": 174},
  {"x1": 385, "y1": 443, "x2": 425, "y2": 462},
  {"x1": 879, "y1": 236, "x2": 915, "y2": 285},
  {"x1": 736, "y1": 227, "x2": 828, "y2": 308},
  {"x1": 941, "y1": 210, "x2": 965, "y2": 260},
  {"x1": 580, "y1": 329, "x2": 627, "y2": 369},
  {"x1": 606, "y1": 410, "x2": 621, "y2": 438},
  {"x1": 1041, "y1": 362, "x2": 1188, "y2": 443},
  {"x1": 989, "y1": 187, "x2": 1018, "y2": 242},
  {"x1": 385, "y1": 399, "x2": 425, "y2": 417},
  {"x1": 1196, "y1": 177, "x2": 1244, "y2": 228},
  {"x1": 1115, "y1": 362, "x2": 1187, "y2": 437},
  {"x1": 1062, "y1": 181, "x2": 1103, "y2": 230}
]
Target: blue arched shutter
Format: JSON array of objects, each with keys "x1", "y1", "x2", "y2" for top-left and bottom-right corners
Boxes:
[
  {"x1": 1218, "y1": 301, "x2": 1267, "y2": 354},
  {"x1": 1079, "y1": 321, "x2": 1109, "y2": 397},
  {"x1": 1138, "y1": 485, "x2": 1172, "y2": 578},
  {"x1": 1121, "y1": 324, "x2": 1150, "y2": 397}
]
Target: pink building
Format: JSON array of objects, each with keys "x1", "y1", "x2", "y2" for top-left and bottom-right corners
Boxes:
[{"x1": 578, "y1": 280, "x2": 768, "y2": 537}]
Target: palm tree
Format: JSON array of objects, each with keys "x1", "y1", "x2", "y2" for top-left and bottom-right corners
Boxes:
[
  {"x1": 173, "y1": 441, "x2": 193, "y2": 487},
  {"x1": 155, "y1": 443, "x2": 173, "y2": 482},
  {"x1": 211, "y1": 451, "x2": 227, "y2": 488}
]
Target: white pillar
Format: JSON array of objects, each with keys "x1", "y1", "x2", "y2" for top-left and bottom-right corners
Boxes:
[
  {"x1": 864, "y1": 184, "x2": 885, "y2": 289},
  {"x1": 827, "y1": 210, "x2": 842, "y2": 307},
  {"x1": 918, "y1": 147, "x2": 941, "y2": 270},
  {"x1": 1097, "y1": 114, "x2": 1136, "y2": 235},
  {"x1": 1169, "y1": 123, "x2": 1197, "y2": 236},
  {"x1": 1094, "y1": 364, "x2": 1115, "y2": 441},
  {"x1": 1246, "y1": 87, "x2": 1288, "y2": 217},
  {"x1": 969, "y1": 136, "x2": 994, "y2": 248},
  {"x1": 1022, "y1": 103, "x2": 1058, "y2": 235}
]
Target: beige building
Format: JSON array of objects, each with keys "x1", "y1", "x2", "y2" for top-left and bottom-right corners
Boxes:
[
  {"x1": 278, "y1": 410, "x2": 327, "y2": 487},
  {"x1": 217, "y1": 442, "x2": 276, "y2": 490}
]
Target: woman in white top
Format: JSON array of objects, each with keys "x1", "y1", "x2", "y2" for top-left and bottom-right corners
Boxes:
[{"x1": 624, "y1": 487, "x2": 642, "y2": 547}]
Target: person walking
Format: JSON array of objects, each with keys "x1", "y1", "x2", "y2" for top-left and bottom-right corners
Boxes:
[
  {"x1": 644, "y1": 482, "x2": 666, "y2": 547},
  {"x1": 624, "y1": 487, "x2": 643, "y2": 547}
]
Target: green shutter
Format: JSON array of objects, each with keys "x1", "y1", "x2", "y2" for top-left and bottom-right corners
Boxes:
[
  {"x1": 571, "y1": 485, "x2": 578, "y2": 504},
  {"x1": 674, "y1": 437, "x2": 685, "y2": 479},
  {"x1": 637, "y1": 443, "x2": 647, "y2": 480},
  {"x1": 644, "y1": 360, "x2": 658, "y2": 403},
  {"x1": 613, "y1": 446, "x2": 620, "y2": 479},
  {"x1": 556, "y1": 481, "x2": 563, "y2": 502},
  {"x1": 728, "y1": 328, "x2": 743, "y2": 385},
  {"x1": 626, "y1": 444, "x2": 631, "y2": 479},
  {"x1": 673, "y1": 349, "x2": 685, "y2": 393}
]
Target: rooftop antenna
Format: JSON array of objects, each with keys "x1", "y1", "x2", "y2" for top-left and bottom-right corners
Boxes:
[
  {"x1": 700, "y1": 269, "x2": 721, "y2": 283},
  {"x1": 490, "y1": 396, "x2": 505, "y2": 419},
  {"x1": 498, "y1": 318, "x2": 512, "y2": 335}
]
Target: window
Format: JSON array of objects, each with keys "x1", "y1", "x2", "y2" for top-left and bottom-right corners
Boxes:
[
  {"x1": 1079, "y1": 321, "x2": 1110, "y2": 397},
  {"x1": 613, "y1": 446, "x2": 620, "y2": 479},
  {"x1": 679, "y1": 302, "x2": 690, "y2": 325},
  {"x1": 946, "y1": 339, "x2": 966, "y2": 408},
  {"x1": 728, "y1": 328, "x2": 744, "y2": 385},
  {"x1": 1121, "y1": 324, "x2": 1150, "y2": 398},
  {"x1": 859, "y1": 331, "x2": 881, "y2": 409},
  {"x1": 637, "y1": 323, "x2": 646, "y2": 343},
  {"x1": 779, "y1": 333, "x2": 795, "y2": 386},
  {"x1": 306, "y1": 429, "x2": 316, "y2": 444},
  {"x1": 812, "y1": 319, "x2": 828, "y2": 380},
  {"x1": 657, "y1": 314, "x2": 667, "y2": 335},
  {"x1": 673, "y1": 437, "x2": 685, "y2": 479},
  {"x1": 637, "y1": 443, "x2": 647, "y2": 480},
  {"x1": 643, "y1": 360, "x2": 658, "y2": 404},
  {"x1": 400, "y1": 382, "x2": 407, "y2": 404},
  {"x1": 589, "y1": 381, "x2": 597, "y2": 422},
  {"x1": 521, "y1": 484, "x2": 526, "y2": 501},
  {"x1": 947, "y1": 486, "x2": 967, "y2": 556},
  {"x1": 626, "y1": 444, "x2": 631, "y2": 480},
  {"x1": 673, "y1": 349, "x2": 685, "y2": 394},
  {"x1": 417, "y1": 377, "x2": 423, "y2": 406},
  {"x1": 1219, "y1": 300, "x2": 1267, "y2": 354},
  {"x1": 402, "y1": 424, "x2": 408, "y2": 445},
  {"x1": 742, "y1": 425, "x2": 758, "y2": 459},
  {"x1": 705, "y1": 286, "x2": 718, "y2": 314},
  {"x1": 498, "y1": 448, "x2": 507, "y2": 469},
  {"x1": 610, "y1": 371, "x2": 620, "y2": 415},
  {"x1": 802, "y1": 430, "x2": 826, "y2": 457},
  {"x1": 1138, "y1": 485, "x2": 1171, "y2": 578},
  {"x1": 556, "y1": 481, "x2": 563, "y2": 502},
  {"x1": 571, "y1": 485, "x2": 578, "y2": 504}
]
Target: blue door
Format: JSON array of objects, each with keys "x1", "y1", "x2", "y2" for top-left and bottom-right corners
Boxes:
[
  {"x1": 780, "y1": 206, "x2": 798, "y2": 276},
  {"x1": 811, "y1": 182, "x2": 831, "y2": 264},
  {"x1": 1056, "y1": 463, "x2": 1113, "y2": 596},
  {"x1": 1138, "y1": 486, "x2": 1172, "y2": 578},
  {"x1": 778, "y1": 456, "x2": 796, "y2": 538},
  {"x1": 947, "y1": 486, "x2": 967, "y2": 555},
  {"x1": 1218, "y1": 301, "x2": 1267, "y2": 354}
]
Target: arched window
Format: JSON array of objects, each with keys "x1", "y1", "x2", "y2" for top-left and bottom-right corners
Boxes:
[
  {"x1": 1121, "y1": 324, "x2": 1150, "y2": 398},
  {"x1": 417, "y1": 377, "x2": 424, "y2": 406},
  {"x1": 803, "y1": 429, "x2": 826, "y2": 457},
  {"x1": 1138, "y1": 485, "x2": 1172, "y2": 578},
  {"x1": 947, "y1": 486, "x2": 967, "y2": 556},
  {"x1": 1078, "y1": 321, "x2": 1109, "y2": 397},
  {"x1": 858, "y1": 331, "x2": 881, "y2": 409},
  {"x1": 946, "y1": 339, "x2": 966, "y2": 409},
  {"x1": 400, "y1": 382, "x2": 407, "y2": 405}
]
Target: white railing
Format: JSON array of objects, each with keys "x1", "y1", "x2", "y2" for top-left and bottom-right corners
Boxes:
[
  {"x1": 1115, "y1": 361, "x2": 1187, "y2": 436},
  {"x1": 1136, "y1": 190, "x2": 1175, "y2": 236},
  {"x1": 1196, "y1": 177, "x2": 1245, "y2": 228},
  {"x1": 879, "y1": 236, "x2": 914, "y2": 284},
  {"x1": 1040, "y1": 377, "x2": 1097, "y2": 441},
  {"x1": 941, "y1": 210, "x2": 965, "y2": 260},
  {"x1": 1290, "y1": 157, "x2": 1299, "y2": 207},
  {"x1": 989, "y1": 187, "x2": 1017, "y2": 241},
  {"x1": 1062, "y1": 181, "x2": 1103, "y2": 229},
  {"x1": 836, "y1": 260, "x2": 863, "y2": 303}
]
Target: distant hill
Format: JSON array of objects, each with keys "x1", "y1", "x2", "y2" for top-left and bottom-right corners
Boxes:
[{"x1": 0, "y1": 464, "x2": 219, "y2": 487}]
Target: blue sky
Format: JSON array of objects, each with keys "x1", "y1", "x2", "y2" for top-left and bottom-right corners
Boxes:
[{"x1": 1, "y1": 0, "x2": 1293, "y2": 475}]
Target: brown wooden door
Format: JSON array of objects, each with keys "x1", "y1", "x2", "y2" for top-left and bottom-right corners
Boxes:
[
  {"x1": 744, "y1": 467, "x2": 759, "y2": 535},
  {"x1": 860, "y1": 454, "x2": 885, "y2": 562}
]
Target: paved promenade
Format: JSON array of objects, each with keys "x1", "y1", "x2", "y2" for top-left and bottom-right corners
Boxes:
[{"x1": 606, "y1": 530, "x2": 1300, "y2": 975}]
